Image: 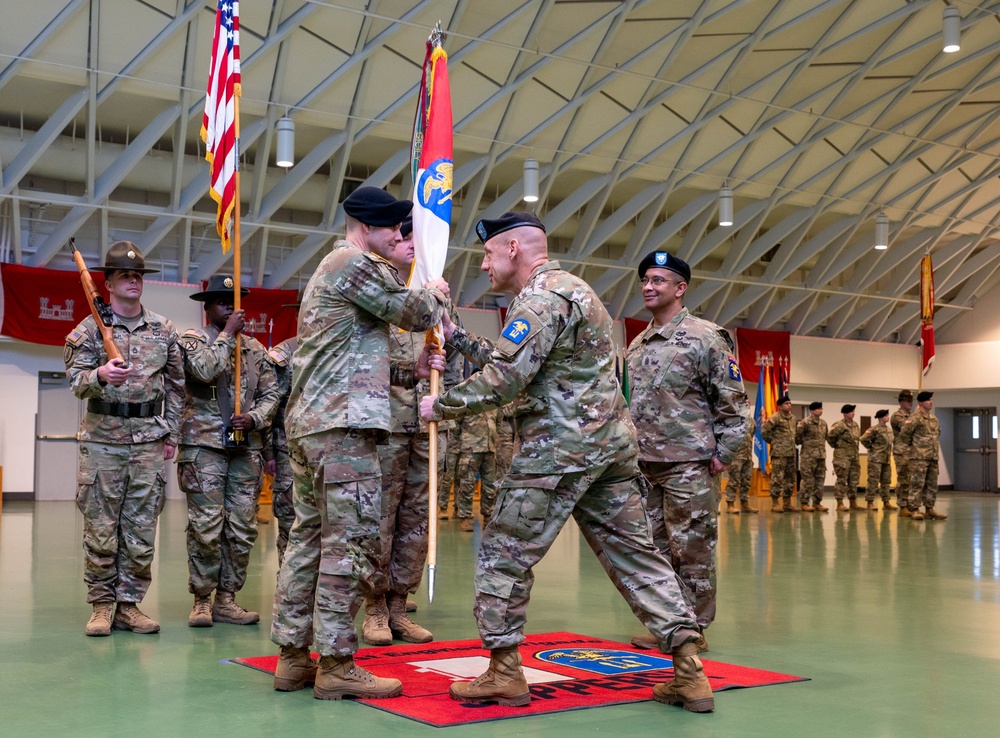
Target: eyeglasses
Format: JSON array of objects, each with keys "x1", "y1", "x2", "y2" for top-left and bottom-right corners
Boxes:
[{"x1": 639, "y1": 275, "x2": 680, "y2": 287}]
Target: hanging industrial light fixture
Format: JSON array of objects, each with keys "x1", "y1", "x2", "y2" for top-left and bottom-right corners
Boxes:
[
  {"x1": 522, "y1": 158, "x2": 539, "y2": 203},
  {"x1": 943, "y1": 5, "x2": 961, "y2": 54},
  {"x1": 275, "y1": 115, "x2": 295, "y2": 168},
  {"x1": 718, "y1": 183, "x2": 733, "y2": 227},
  {"x1": 875, "y1": 211, "x2": 889, "y2": 250}
]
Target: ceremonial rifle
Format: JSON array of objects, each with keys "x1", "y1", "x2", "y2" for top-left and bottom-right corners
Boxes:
[{"x1": 69, "y1": 238, "x2": 126, "y2": 366}]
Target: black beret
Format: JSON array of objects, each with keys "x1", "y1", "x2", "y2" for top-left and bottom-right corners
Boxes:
[
  {"x1": 342, "y1": 186, "x2": 412, "y2": 227},
  {"x1": 637, "y1": 251, "x2": 691, "y2": 282},
  {"x1": 841, "y1": 404, "x2": 856, "y2": 413},
  {"x1": 476, "y1": 211, "x2": 546, "y2": 243},
  {"x1": 809, "y1": 401, "x2": 823, "y2": 411},
  {"x1": 777, "y1": 394, "x2": 791, "y2": 406},
  {"x1": 400, "y1": 216, "x2": 413, "y2": 239},
  {"x1": 917, "y1": 391, "x2": 933, "y2": 402},
  {"x1": 875, "y1": 409, "x2": 889, "y2": 419},
  {"x1": 190, "y1": 274, "x2": 249, "y2": 302}
]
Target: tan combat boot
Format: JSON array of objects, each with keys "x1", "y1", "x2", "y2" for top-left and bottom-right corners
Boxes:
[
  {"x1": 785, "y1": 498, "x2": 799, "y2": 512},
  {"x1": 437, "y1": 508, "x2": 449, "y2": 520},
  {"x1": 925, "y1": 508, "x2": 948, "y2": 520},
  {"x1": 630, "y1": 633, "x2": 658, "y2": 650},
  {"x1": 273, "y1": 645, "x2": 318, "y2": 692},
  {"x1": 911, "y1": 509, "x2": 925, "y2": 520},
  {"x1": 849, "y1": 498, "x2": 865, "y2": 511},
  {"x1": 213, "y1": 590, "x2": 259, "y2": 625},
  {"x1": 652, "y1": 641, "x2": 715, "y2": 713},
  {"x1": 313, "y1": 655, "x2": 403, "y2": 700},
  {"x1": 362, "y1": 595, "x2": 393, "y2": 646},
  {"x1": 459, "y1": 517, "x2": 475, "y2": 532},
  {"x1": 814, "y1": 502, "x2": 829, "y2": 512},
  {"x1": 800, "y1": 503, "x2": 815, "y2": 512},
  {"x1": 189, "y1": 594, "x2": 213, "y2": 627},
  {"x1": 899, "y1": 507, "x2": 913, "y2": 518},
  {"x1": 726, "y1": 500, "x2": 738, "y2": 514},
  {"x1": 112, "y1": 603, "x2": 160, "y2": 634},
  {"x1": 836, "y1": 501, "x2": 849, "y2": 512},
  {"x1": 884, "y1": 499, "x2": 898, "y2": 511},
  {"x1": 772, "y1": 497, "x2": 785, "y2": 513},
  {"x1": 866, "y1": 501, "x2": 876, "y2": 511},
  {"x1": 406, "y1": 600, "x2": 418, "y2": 613},
  {"x1": 85, "y1": 601, "x2": 115, "y2": 637},
  {"x1": 739, "y1": 500, "x2": 756, "y2": 514},
  {"x1": 449, "y1": 645, "x2": 531, "y2": 706},
  {"x1": 387, "y1": 593, "x2": 433, "y2": 644}
]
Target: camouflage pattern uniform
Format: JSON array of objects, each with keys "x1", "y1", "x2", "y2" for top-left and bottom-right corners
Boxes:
[
  {"x1": 433, "y1": 261, "x2": 701, "y2": 651},
  {"x1": 626, "y1": 308, "x2": 751, "y2": 629},
  {"x1": 725, "y1": 429, "x2": 753, "y2": 504},
  {"x1": 796, "y1": 415, "x2": 828, "y2": 505},
  {"x1": 761, "y1": 411, "x2": 797, "y2": 503},
  {"x1": 495, "y1": 402, "x2": 517, "y2": 480},
  {"x1": 266, "y1": 337, "x2": 297, "y2": 562},
  {"x1": 270, "y1": 241, "x2": 446, "y2": 658},
  {"x1": 372, "y1": 322, "x2": 461, "y2": 600},
  {"x1": 65, "y1": 308, "x2": 184, "y2": 605},
  {"x1": 861, "y1": 424, "x2": 894, "y2": 503},
  {"x1": 897, "y1": 410, "x2": 940, "y2": 511},
  {"x1": 827, "y1": 419, "x2": 861, "y2": 502},
  {"x1": 437, "y1": 421, "x2": 462, "y2": 514},
  {"x1": 455, "y1": 408, "x2": 499, "y2": 521},
  {"x1": 891, "y1": 407, "x2": 911, "y2": 503},
  {"x1": 177, "y1": 324, "x2": 280, "y2": 597}
]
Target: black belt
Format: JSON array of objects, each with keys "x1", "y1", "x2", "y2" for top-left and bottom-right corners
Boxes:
[
  {"x1": 185, "y1": 383, "x2": 218, "y2": 400},
  {"x1": 88, "y1": 400, "x2": 163, "y2": 418}
]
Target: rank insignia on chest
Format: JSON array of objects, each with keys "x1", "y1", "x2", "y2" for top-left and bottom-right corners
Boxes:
[
  {"x1": 502, "y1": 318, "x2": 531, "y2": 344},
  {"x1": 728, "y1": 358, "x2": 741, "y2": 380}
]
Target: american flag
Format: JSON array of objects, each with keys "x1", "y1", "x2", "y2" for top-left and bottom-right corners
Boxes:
[{"x1": 202, "y1": 0, "x2": 241, "y2": 254}]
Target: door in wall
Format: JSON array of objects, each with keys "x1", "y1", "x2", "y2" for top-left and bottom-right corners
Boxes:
[
  {"x1": 34, "y1": 371, "x2": 83, "y2": 500},
  {"x1": 953, "y1": 408, "x2": 998, "y2": 493}
]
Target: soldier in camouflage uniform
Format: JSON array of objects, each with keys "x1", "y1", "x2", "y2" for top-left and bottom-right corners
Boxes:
[
  {"x1": 436, "y1": 419, "x2": 462, "y2": 518},
  {"x1": 269, "y1": 187, "x2": 448, "y2": 700},
  {"x1": 625, "y1": 250, "x2": 751, "y2": 647},
  {"x1": 178, "y1": 275, "x2": 281, "y2": 628},
  {"x1": 861, "y1": 409, "x2": 896, "y2": 511},
  {"x1": 495, "y1": 401, "x2": 516, "y2": 480},
  {"x1": 65, "y1": 241, "x2": 184, "y2": 637},
  {"x1": 827, "y1": 404, "x2": 864, "y2": 511},
  {"x1": 265, "y1": 334, "x2": 297, "y2": 563},
  {"x1": 362, "y1": 216, "x2": 463, "y2": 647},
  {"x1": 421, "y1": 213, "x2": 714, "y2": 714},
  {"x1": 761, "y1": 395, "x2": 798, "y2": 512},
  {"x1": 725, "y1": 426, "x2": 755, "y2": 514},
  {"x1": 891, "y1": 390, "x2": 914, "y2": 510},
  {"x1": 897, "y1": 391, "x2": 946, "y2": 520},
  {"x1": 454, "y1": 403, "x2": 499, "y2": 531},
  {"x1": 796, "y1": 401, "x2": 829, "y2": 512}
]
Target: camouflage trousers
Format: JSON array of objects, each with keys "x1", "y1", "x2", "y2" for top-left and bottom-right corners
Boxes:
[
  {"x1": 373, "y1": 430, "x2": 445, "y2": 596},
  {"x1": 177, "y1": 446, "x2": 262, "y2": 596},
  {"x1": 725, "y1": 457, "x2": 752, "y2": 502},
  {"x1": 437, "y1": 427, "x2": 462, "y2": 511},
  {"x1": 833, "y1": 457, "x2": 861, "y2": 500},
  {"x1": 769, "y1": 456, "x2": 796, "y2": 500},
  {"x1": 893, "y1": 452, "x2": 910, "y2": 501},
  {"x1": 473, "y1": 458, "x2": 700, "y2": 652},
  {"x1": 865, "y1": 459, "x2": 892, "y2": 502},
  {"x1": 271, "y1": 446, "x2": 295, "y2": 566},
  {"x1": 799, "y1": 456, "x2": 826, "y2": 504},
  {"x1": 76, "y1": 440, "x2": 167, "y2": 604},
  {"x1": 495, "y1": 414, "x2": 516, "y2": 480},
  {"x1": 641, "y1": 460, "x2": 719, "y2": 629},
  {"x1": 271, "y1": 429, "x2": 381, "y2": 657},
  {"x1": 456, "y1": 450, "x2": 498, "y2": 520},
  {"x1": 907, "y1": 458, "x2": 939, "y2": 510}
]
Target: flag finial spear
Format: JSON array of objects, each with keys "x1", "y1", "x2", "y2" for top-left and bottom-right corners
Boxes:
[{"x1": 430, "y1": 21, "x2": 445, "y2": 47}]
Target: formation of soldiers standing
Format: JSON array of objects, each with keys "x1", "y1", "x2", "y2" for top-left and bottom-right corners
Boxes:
[
  {"x1": 62, "y1": 187, "x2": 947, "y2": 717},
  {"x1": 747, "y1": 389, "x2": 946, "y2": 520}
]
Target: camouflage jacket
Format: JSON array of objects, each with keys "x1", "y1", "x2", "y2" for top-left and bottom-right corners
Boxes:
[
  {"x1": 286, "y1": 240, "x2": 447, "y2": 439},
  {"x1": 890, "y1": 408, "x2": 911, "y2": 454},
  {"x1": 460, "y1": 407, "x2": 498, "y2": 453},
  {"x1": 897, "y1": 410, "x2": 940, "y2": 461},
  {"x1": 436, "y1": 261, "x2": 637, "y2": 475},
  {"x1": 626, "y1": 308, "x2": 751, "y2": 465},
  {"x1": 179, "y1": 324, "x2": 280, "y2": 450},
  {"x1": 265, "y1": 337, "x2": 297, "y2": 457},
  {"x1": 827, "y1": 419, "x2": 860, "y2": 459},
  {"x1": 796, "y1": 415, "x2": 828, "y2": 459},
  {"x1": 64, "y1": 308, "x2": 184, "y2": 446},
  {"x1": 861, "y1": 423, "x2": 894, "y2": 463},
  {"x1": 761, "y1": 411, "x2": 796, "y2": 458},
  {"x1": 733, "y1": 424, "x2": 754, "y2": 463}
]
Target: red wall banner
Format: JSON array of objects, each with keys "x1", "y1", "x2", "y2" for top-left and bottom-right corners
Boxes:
[
  {"x1": 736, "y1": 327, "x2": 790, "y2": 385},
  {"x1": 0, "y1": 264, "x2": 104, "y2": 346}
]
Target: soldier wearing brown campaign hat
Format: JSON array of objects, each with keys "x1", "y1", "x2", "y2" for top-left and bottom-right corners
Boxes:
[{"x1": 100, "y1": 241, "x2": 159, "y2": 274}]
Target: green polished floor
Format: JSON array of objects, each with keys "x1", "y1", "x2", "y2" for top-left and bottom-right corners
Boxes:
[{"x1": 2, "y1": 494, "x2": 1000, "y2": 736}]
